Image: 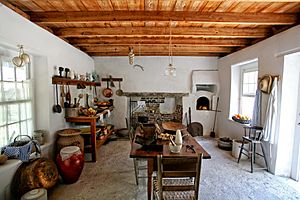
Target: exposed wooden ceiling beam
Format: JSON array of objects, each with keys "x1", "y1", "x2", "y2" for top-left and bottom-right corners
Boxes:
[
  {"x1": 0, "y1": 0, "x2": 30, "y2": 19},
  {"x1": 80, "y1": 45, "x2": 233, "y2": 53},
  {"x1": 69, "y1": 37, "x2": 249, "y2": 47},
  {"x1": 29, "y1": 11, "x2": 298, "y2": 25},
  {"x1": 88, "y1": 52, "x2": 224, "y2": 57},
  {"x1": 56, "y1": 27, "x2": 269, "y2": 38}
]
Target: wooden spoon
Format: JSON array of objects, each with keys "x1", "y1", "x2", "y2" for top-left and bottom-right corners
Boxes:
[
  {"x1": 76, "y1": 93, "x2": 83, "y2": 107},
  {"x1": 60, "y1": 84, "x2": 65, "y2": 108},
  {"x1": 66, "y1": 83, "x2": 71, "y2": 104}
]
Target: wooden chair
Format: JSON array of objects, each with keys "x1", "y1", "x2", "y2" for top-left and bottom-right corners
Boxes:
[
  {"x1": 237, "y1": 126, "x2": 268, "y2": 173},
  {"x1": 129, "y1": 126, "x2": 147, "y2": 185},
  {"x1": 153, "y1": 153, "x2": 203, "y2": 200}
]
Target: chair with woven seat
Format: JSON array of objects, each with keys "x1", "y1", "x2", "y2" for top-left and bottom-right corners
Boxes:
[
  {"x1": 129, "y1": 126, "x2": 147, "y2": 185},
  {"x1": 237, "y1": 126, "x2": 268, "y2": 173},
  {"x1": 153, "y1": 153, "x2": 203, "y2": 200}
]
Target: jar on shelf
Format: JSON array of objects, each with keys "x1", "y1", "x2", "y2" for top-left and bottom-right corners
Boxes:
[
  {"x1": 33, "y1": 129, "x2": 48, "y2": 145},
  {"x1": 56, "y1": 129, "x2": 84, "y2": 154},
  {"x1": 56, "y1": 146, "x2": 84, "y2": 184}
]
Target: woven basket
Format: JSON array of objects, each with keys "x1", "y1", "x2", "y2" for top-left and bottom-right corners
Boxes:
[{"x1": 56, "y1": 129, "x2": 84, "y2": 153}]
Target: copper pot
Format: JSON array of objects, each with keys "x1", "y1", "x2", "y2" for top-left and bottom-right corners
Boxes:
[{"x1": 103, "y1": 81, "x2": 113, "y2": 98}]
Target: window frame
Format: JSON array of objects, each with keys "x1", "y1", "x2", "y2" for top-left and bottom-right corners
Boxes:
[
  {"x1": 238, "y1": 61, "x2": 258, "y2": 116},
  {"x1": 230, "y1": 59, "x2": 258, "y2": 120},
  {"x1": 240, "y1": 67, "x2": 258, "y2": 98},
  {"x1": 0, "y1": 55, "x2": 34, "y2": 147}
]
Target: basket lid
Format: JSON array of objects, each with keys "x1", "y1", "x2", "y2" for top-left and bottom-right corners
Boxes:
[
  {"x1": 57, "y1": 128, "x2": 81, "y2": 136},
  {"x1": 21, "y1": 188, "x2": 47, "y2": 200}
]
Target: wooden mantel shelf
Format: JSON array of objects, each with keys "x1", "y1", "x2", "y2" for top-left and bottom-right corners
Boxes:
[{"x1": 52, "y1": 76, "x2": 101, "y2": 86}]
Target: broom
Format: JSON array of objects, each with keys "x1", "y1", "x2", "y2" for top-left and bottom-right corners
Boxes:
[{"x1": 210, "y1": 97, "x2": 219, "y2": 138}]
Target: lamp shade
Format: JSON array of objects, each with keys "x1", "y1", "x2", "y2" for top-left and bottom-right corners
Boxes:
[
  {"x1": 21, "y1": 53, "x2": 30, "y2": 64},
  {"x1": 12, "y1": 56, "x2": 23, "y2": 67}
]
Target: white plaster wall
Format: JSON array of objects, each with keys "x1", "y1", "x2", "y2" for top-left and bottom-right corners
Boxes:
[
  {"x1": 0, "y1": 4, "x2": 94, "y2": 199},
  {"x1": 217, "y1": 24, "x2": 300, "y2": 175},
  {"x1": 93, "y1": 56, "x2": 218, "y2": 129}
]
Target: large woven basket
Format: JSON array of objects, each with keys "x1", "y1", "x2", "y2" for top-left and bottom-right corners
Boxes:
[{"x1": 56, "y1": 129, "x2": 84, "y2": 153}]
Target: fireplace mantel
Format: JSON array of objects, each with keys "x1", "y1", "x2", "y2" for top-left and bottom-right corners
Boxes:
[{"x1": 123, "y1": 92, "x2": 188, "y2": 98}]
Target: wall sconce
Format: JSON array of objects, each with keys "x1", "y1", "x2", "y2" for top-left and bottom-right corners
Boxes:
[{"x1": 12, "y1": 45, "x2": 30, "y2": 67}]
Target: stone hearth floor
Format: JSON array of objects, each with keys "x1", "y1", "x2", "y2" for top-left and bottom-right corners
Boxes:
[{"x1": 48, "y1": 137, "x2": 300, "y2": 200}]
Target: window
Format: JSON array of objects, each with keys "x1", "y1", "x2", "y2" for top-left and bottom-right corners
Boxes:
[
  {"x1": 240, "y1": 68, "x2": 258, "y2": 117},
  {"x1": 0, "y1": 56, "x2": 33, "y2": 147},
  {"x1": 230, "y1": 59, "x2": 258, "y2": 119}
]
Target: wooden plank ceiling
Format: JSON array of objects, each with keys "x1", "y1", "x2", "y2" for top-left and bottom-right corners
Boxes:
[{"x1": 2, "y1": 0, "x2": 300, "y2": 57}]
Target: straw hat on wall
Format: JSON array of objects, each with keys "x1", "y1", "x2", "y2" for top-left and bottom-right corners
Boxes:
[{"x1": 259, "y1": 75, "x2": 273, "y2": 94}]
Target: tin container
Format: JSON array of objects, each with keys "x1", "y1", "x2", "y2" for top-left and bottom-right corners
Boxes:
[{"x1": 65, "y1": 108, "x2": 79, "y2": 117}]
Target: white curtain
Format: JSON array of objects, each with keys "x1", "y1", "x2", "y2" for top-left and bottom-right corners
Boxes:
[
  {"x1": 263, "y1": 77, "x2": 279, "y2": 144},
  {"x1": 251, "y1": 89, "x2": 262, "y2": 126}
]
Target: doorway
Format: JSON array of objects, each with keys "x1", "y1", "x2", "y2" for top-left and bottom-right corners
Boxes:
[
  {"x1": 291, "y1": 59, "x2": 300, "y2": 181},
  {"x1": 284, "y1": 53, "x2": 300, "y2": 181}
]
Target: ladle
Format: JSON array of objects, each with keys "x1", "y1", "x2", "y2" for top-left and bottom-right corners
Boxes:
[
  {"x1": 93, "y1": 85, "x2": 98, "y2": 103},
  {"x1": 53, "y1": 84, "x2": 62, "y2": 113},
  {"x1": 116, "y1": 81, "x2": 124, "y2": 96}
]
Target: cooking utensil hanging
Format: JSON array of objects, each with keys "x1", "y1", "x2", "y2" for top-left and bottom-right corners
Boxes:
[
  {"x1": 116, "y1": 81, "x2": 124, "y2": 96},
  {"x1": 76, "y1": 93, "x2": 83, "y2": 107},
  {"x1": 65, "y1": 83, "x2": 71, "y2": 108},
  {"x1": 102, "y1": 80, "x2": 113, "y2": 98},
  {"x1": 53, "y1": 84, "x2": 62, "y2": 113},
  {"x1": 93, "y1": 85, "x2": 98, "y2": 103},
  {"x1": 109, "y1": 75, "x2": 115, "y2": 87},
  {"x1": 60, "y1": 84, "x2": 65, "y2": 108}
]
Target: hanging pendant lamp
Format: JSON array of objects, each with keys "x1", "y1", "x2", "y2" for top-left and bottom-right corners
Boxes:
[
  {"x1": 165, "y1": 20, "x2": 176, "y2": 77},
  {"x1": 12, "y1": 45, "x2": 30, "y2": 67},
  {"x1": 128, "y1": 47, "x2": 134, "y2": 65}
]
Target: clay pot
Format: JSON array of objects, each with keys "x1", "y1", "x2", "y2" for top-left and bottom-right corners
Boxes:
[{"x1": 56, "y1": 146, "x2": 84, "y2": 184}]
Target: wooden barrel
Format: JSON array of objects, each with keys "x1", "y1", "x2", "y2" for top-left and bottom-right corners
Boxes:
[{"x1": 11, "y1": 158, "x2": 59, "y2": 199}]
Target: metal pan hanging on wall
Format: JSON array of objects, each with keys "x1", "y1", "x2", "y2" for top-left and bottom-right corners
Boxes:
[{"x1": 102, "y1": 80, "x2": 113, "y2": 98}]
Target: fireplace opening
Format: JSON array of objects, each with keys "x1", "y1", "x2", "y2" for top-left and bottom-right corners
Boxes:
[{"x1": 196, "y1": 96, "x2": 209, "y2": 110}]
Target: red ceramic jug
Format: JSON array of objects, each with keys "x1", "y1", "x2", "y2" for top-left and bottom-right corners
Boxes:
[{"x1": 56, "y1": 146, "x2": 84, "y2": 184}]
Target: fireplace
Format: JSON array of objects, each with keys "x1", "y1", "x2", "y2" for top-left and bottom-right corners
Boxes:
[
  {"x1": 124, "y1": 92, "x2": 188, "y2": 128},
  {"x1": 196, "y1": 96, "x2": 210, "y2": 110}
]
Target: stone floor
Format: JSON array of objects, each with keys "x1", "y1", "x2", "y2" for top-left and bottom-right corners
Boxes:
[{"x1": 48, "y1": 137, "x2": 300, "y2": 200}]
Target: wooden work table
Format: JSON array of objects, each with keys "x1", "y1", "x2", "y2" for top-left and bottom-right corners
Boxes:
[
  {"x1": 65, "y1": 108, "x2": 113, "y2": 162},
  {"x1": 130, "y1": 129, "x2": 211, "y2": 200}
]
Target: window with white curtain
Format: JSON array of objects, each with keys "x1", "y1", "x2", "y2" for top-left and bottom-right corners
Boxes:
[{"x1": 0, "y1": 56, "x2": 33, "y2": 148}]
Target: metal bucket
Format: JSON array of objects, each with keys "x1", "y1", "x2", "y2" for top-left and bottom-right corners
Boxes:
[
  {"x1": 232, "y1": 139, "x2": 249, "y2": 160},
  {"x1": 65, "y1": 108, "x2": 79, "y2": 117}
]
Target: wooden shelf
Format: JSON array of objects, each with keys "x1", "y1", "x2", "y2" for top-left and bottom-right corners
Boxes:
[
  {"x1": 96, "y1": 130, "x2": 114, "y2": 149},
  {"x1": 101, "y1": 78, "x2": 123, "y2": 82},
  {"x1": 196, "y1": 109, "x2": 221, "y2": 112},
  {"x1": 52, "y1": 76, "x2": 101, "y2": 86}
]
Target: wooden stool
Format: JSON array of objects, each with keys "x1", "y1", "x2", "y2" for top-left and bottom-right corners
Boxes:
[{"x1": 237, "y1": 126, "x2": 268, "y2": 173}]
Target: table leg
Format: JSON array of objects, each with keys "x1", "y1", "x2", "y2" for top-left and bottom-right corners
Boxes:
[
  {"x1": 147, "y1": 158, "x2": 154, "y2": 200},
  {"x1": 91, "y1": 120, "x2": 97, "y2": 162}
]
